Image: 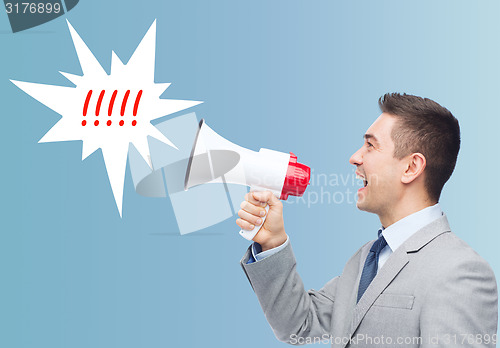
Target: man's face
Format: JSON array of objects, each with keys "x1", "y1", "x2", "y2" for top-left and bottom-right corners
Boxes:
[{"x1": 349, "y1": 113, "x2": 407, "y2": 217}]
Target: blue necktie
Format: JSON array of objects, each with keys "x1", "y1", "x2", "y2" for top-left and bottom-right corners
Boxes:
[{"x1": 357, "y1": 231, "x2": 387, "y2": 303}]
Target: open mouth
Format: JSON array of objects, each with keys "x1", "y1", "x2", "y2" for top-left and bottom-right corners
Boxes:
[{"x1": 356, "y1": 173, "x2": 368, "y2": 187}]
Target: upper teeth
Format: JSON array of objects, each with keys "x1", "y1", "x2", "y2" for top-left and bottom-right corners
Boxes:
[{"x1": 356, "y1": 174, "x2": 367, "y2": 185}]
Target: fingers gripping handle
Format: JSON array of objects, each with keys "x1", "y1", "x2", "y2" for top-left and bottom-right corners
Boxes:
[{"x1": 239, "y1": 205, "x2": 269, "y2": 241}]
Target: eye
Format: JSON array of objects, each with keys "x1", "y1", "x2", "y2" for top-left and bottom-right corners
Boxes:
[{"x1": 366, "y1": 142, "x2": 373, "y2": 148}]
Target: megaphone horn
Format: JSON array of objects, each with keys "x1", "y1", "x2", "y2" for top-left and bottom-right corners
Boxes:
[{"x1": 184, "y1": 119, "x2": 311, "y2": 240}]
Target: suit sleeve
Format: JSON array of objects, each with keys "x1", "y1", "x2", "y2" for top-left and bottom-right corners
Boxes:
[
  {"x1": 240, "y1": 241, "x2": 338, "y2": 344},
  {"x1": 420, "y1": 256, "x2": 498, "y2": 348}
]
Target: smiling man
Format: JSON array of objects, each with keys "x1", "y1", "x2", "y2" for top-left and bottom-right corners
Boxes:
[{"x1": 237, "y1": 93, "x2": 498, "y2": 347}]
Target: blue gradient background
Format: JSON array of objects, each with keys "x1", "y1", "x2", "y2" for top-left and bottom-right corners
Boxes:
[{"x1": 1, "y1": 0, "x2": 499, "y2": 347}]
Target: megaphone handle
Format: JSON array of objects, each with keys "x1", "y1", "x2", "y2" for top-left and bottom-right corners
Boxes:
[{"x1": 239, "y1": 205, "x2": 269, "y2": 241}]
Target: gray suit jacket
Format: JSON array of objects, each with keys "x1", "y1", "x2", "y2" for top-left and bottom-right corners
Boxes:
[{"x1": 240, "y1": 215, "x2": 498, "y2": 347}]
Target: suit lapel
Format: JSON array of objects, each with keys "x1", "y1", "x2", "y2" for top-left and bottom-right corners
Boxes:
[
  {"x1": 344, "y1": 214, "x2": 452, "y2": 341},
  {"x1": 346, "y1": 247, "x2": 409, "y2": 338}
]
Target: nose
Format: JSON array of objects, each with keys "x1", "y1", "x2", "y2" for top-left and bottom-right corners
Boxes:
[{"x1": 349, "y1": 146, "x2": 363, "y2": 166}]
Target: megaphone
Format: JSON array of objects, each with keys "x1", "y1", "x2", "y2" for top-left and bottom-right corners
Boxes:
[{"x1": 184, "y1": 119, "x2": 311, "y2": 240}]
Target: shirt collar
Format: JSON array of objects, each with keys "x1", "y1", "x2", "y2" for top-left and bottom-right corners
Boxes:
[{"x1": 380, "y1": 203, "x2": 444, "y2": 252}]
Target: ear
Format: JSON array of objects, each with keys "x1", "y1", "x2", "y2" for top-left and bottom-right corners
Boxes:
[{"x1": 401, "y1": 153, "x2": 426, "y2": 184}]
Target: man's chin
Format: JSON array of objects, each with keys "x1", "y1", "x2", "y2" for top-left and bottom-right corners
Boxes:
[
  {"x1": 356, "y1": 199, "x2": 373, "y2": 213},
  {"x1": 356, "y1": 188, "x2": 372, "y2": 211},
  {"x1": 356, "y1": 202, "x2": 366, "y2": 211}
]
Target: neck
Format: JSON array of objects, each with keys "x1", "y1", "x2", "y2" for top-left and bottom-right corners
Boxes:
[{"x1": 379, "y1": 196, "x2": 437, "y2": 228}]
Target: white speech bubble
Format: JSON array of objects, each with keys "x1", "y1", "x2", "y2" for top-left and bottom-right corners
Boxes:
[{"x1": 11, "y1": 20, "x2": 202, "y2": 216}]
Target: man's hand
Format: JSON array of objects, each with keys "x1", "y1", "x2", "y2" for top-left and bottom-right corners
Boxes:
[{"x1": 236, "y1": 191, "x2": 287, "y2": 251}]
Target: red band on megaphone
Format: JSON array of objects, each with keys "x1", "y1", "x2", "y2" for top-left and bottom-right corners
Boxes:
[{"x1": 280, "y1": 152, "x2": 311, "y2": 200}]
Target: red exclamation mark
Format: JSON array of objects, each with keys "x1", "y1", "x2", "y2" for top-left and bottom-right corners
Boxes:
[
  {"x1": 119, "y1": 90, "x2": 130, "y2": 126},
  {"x1": 107, "y1": 90, "x2": 117, "y2": 126},
  {"x1": 82, "y1": 90, "x2": 92, "y2": 126},
  {"x1": 94, "y1": 90, "x2": 105, "y2": 126},
  {"x1": 132, "y1": 90, "x2": 142, "y2": 126}
]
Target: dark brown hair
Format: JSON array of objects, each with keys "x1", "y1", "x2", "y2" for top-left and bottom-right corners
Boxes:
[{"x1": 378, "y1": 93, "x2": 460, "y2": 201}]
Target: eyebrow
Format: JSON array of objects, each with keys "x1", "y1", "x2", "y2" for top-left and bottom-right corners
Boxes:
[{"x1": 363, "y1": 133, "x2": 379, "y2": 144}]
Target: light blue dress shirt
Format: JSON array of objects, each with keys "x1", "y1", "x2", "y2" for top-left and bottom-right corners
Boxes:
[{"x1": 246, "y1": 203, "x2": 444, "y2": 266}]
